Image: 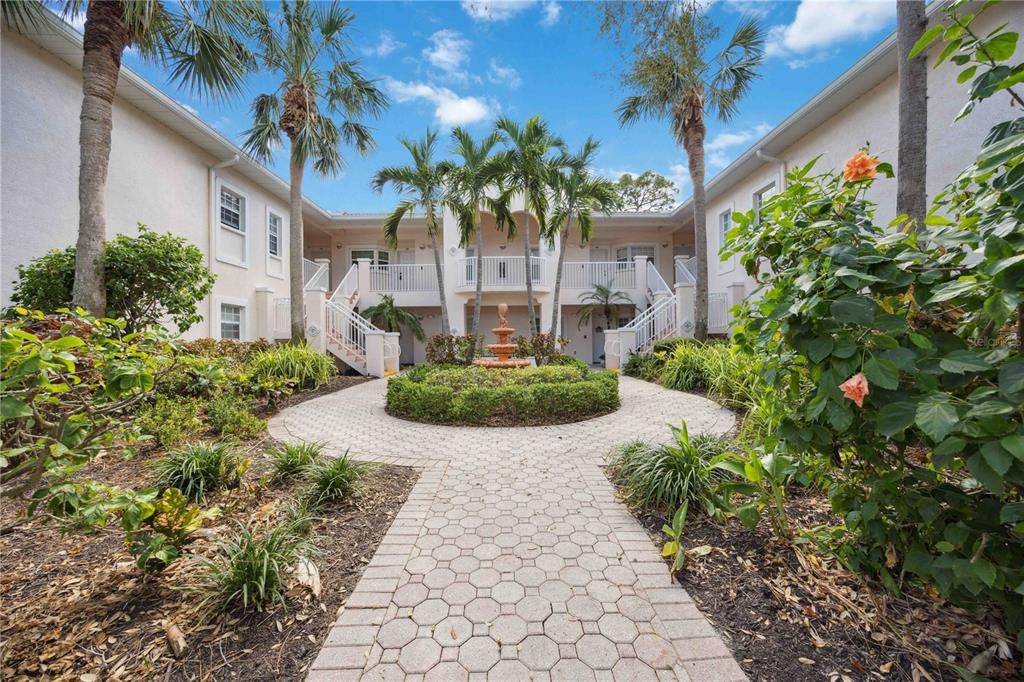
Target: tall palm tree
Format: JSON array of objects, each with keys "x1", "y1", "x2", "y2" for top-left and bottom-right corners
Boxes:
[
  {"x1": 3, "y1": 2, "x2": 261, "y2": 316},
  {"x1": 243, "y1": 1, "x2": 388, "y2": 343},
  {"x1": 897, "y1": 0, "x2": 928, "y2": 231},
  {"x1": 444, "y1": 128, "x2": 515, "y2": 363},
  {"x1": 546, "y1": 139, "x2": 621, "y2": 335},
  {"x1": 494, "y1": 116, "x2": 565, "y2": 335},
  {"x1": 372, "y1": 129, "x2": 452, "y2": 335},
  {"x1": 361, "y1": 295, "x2": 425, "y2": 340},
  {"x1": 617, "y1": 8, "x2": 765, "y2": 340},
  {"x1": 577, "y1": 283, "x2": 632, "y2": 331}
]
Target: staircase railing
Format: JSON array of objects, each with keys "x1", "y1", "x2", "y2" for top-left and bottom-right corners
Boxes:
[
  {"x1": 674, "y1": 256, "x2": 697, "y2": 286},
  {"x1": 325, "y1": 298, "x2": 373, "y2": 359},
  {"x1": 331, "y1": 263, "x2": 359, "y2": 305},
  {"x1": 622, "y1": 294, "x2": 677, "y2": 354},
  {"x1": 303, "y1": 258, "x2": 329, "y2": 291},
  {"x1": 709, "y1": 292, "x2": 731, "y2": 332},
  {"x1": 646, "y1": 259, "x2": 672, "y2": 303}
]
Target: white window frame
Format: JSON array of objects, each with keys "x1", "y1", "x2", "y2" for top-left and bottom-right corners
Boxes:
[
  {"x1": 752, "y1": 181, "x2": 776, "y2": 226},
  {"x1": 717, "y1": 205, "x2": 735, "y2": 274},
  {"x1": 215, "y1": 178, "x2": 249, "y2": 269},
  {"x1": 265, "y1": 207, "x2": 285, "y2": 279},
  {"x1": 349, "y1": 246, "x2": 391, "y2": 266},
  {"x1": 215, "y1": 296, "x2": 249, "y2": 341}
]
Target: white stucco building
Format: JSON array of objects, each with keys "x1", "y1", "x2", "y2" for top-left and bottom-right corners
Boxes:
[{"x1": 2, "y1": 3, "x2": 1019, "y2": 375}]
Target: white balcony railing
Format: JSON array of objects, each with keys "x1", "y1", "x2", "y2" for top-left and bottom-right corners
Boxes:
[
  {"x1": 303, "y1": 258, "x2": 329, "y2": 291},
  {"x1": 560, "y1": 261, "x2": 636, "y2": 290},
  {"x1": 709, "y1": 292, "x2": 731, "y2": 331},
  {"x1": 458, "y1": 256, "x2": 545, "y2": 287},
  {"x1": 675, "y1": 256, "x2": 697, "y2": 286},
  {"x1": 370, "y1": 263, "x2": 439, "y2": 293}
]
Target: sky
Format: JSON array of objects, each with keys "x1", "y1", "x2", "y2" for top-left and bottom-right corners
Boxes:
[{"x1": 101, "y1": 0, "x2": 899, "y2": 213}]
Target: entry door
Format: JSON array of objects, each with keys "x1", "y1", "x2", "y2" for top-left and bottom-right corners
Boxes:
[
  {"x1": 592, "y1": 320, "x2": 605, "y2": 366},
  {"x1": 399, "y1": 321, "x2": 415, "y2": 365}
]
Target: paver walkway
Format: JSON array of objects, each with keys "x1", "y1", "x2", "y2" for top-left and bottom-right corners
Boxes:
[{"x1": 269, "y1": 376, "x2": 747, "y2": 682}]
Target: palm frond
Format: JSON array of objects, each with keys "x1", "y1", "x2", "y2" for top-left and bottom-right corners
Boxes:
[
  {"x1": 381, "y1": 199, "x2": 417, "y2": 250},
  {"x1": 240, "y1": 93, "x2": 283, "y2": 162},
  {"x1": 2, "y1": 1, "x2": 51, "y2": 31}
]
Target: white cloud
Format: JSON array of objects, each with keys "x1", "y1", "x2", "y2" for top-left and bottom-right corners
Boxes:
[
  {"x1": 540, "y1": 1, "x2": 561, "y2": 27},
  {"x1": 176, "y1": 100, "x2": 199, "y2": 116},
  {"x1": 423, "y1": 29, "x2": 472, "y2": 82},
  {"x1": 487, "y1": 59, "x2": 522, "y2": 89},
  {"x1": 766, "y1": 0, "x2": 894, "y2": 68},
  {"x1": 383, "y1": 77, "x2": 494, "y2": 127},
  {"x1": 461, "y1": 0, "x2": 535, "y2": 22},
  {"x1": 705, "y1": 122, "x2": 772, "y2": 168},
  {"x1": 362, "y1": 31, "x2": 404, "y2": 58},
  {"x1": 667, "y1": 164, "x2": 691, "y2": 194}
]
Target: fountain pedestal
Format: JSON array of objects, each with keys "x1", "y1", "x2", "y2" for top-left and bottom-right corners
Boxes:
[{"x1": 473, "y1": 303, "x2": 531, "y2": 369}]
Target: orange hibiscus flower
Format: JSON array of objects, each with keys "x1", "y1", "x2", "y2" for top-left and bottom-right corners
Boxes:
[
  {"x1": 839, "y1": 373, "x2": 870, "y2": 408},
  {"x1": 843, "y1": 151, "x2": 880, "y2": 182}
]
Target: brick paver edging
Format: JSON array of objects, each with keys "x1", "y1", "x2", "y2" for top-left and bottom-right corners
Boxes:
[{"x1": 268, "y1": 376, "x2": 747, "y2": 681}]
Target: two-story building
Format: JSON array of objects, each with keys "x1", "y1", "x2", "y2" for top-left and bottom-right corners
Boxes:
[{"x1": 3, "y1": 2, "x2": 1019, "y2": 376}]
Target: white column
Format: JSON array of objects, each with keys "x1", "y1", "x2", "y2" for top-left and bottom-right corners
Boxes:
[
  {"x1": 618, "y1": 327, "x2": 637, "y2": 367},
  {"x1": 633, "y1": 255, "x2": 649, "y2": 299},
  {"x1": 304, "y1": 289, "x2": 327, "y2": 352},
  {"x1": 603, "y1": 329, "x2": 621, "y2": 370},
  {"x1": 728, "y1": 282, "x2": 745, "y2": 307},
  {"x1": 384, "y1": 331, "x2": 400, "y2": 374},
  {"x1": 365, "y1": 330, "x2": 386, "y2": 378},
  {"x1": 675, "y1": 283, "x2": 695, "y2": 338},
  {"x1": 356, "y1": 258, "x2": 372, "y2": 296},
  {"x1": 253, "y1": 287, "x2": 274, "y2": 342},
  {"x1": 315, "y1": 257, "x2": 331, "y2": 292}
]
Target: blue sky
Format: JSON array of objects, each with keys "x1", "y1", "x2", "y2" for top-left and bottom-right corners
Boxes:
[{"x1": 111, "y1": 0, "x2": 898, "y2": 213}]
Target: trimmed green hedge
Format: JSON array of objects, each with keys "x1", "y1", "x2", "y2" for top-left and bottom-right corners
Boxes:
[{"x1": 386, "y1": 364, "x2": 620, "y2": 426}]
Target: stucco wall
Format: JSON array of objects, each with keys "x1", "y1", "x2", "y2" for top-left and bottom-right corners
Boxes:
[
  {"x1": 701, "y1": 2, "x2": 1023, "y2": 297},
  {"x1": 0, "y1": 30, "x2": 318, "y2": 340}
]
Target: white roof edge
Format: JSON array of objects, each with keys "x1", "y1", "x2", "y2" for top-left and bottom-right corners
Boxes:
[
  {"x1": 20, "y1": 11, "x2": 337, "y2": 223},
  {"x1": 670, "y1": 0, "x2": 953, "y2": 221}
]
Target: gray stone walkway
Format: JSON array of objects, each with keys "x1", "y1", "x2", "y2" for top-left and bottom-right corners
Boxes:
[{"x1": 269, "y1": 376, "x2": 746, "y2": 681}]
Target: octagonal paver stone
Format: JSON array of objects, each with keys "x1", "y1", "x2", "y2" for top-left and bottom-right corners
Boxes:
[
  {"x1": 411, "y1": 598, "x2": 449, "y2": 625},
  {"x1": 617, "y1": 595, "x2": 656, "y2": 622},
  {"x1": 633, "y1": 634, "x2": 676, "y2": 669},
  {"x1": 576, "y1": 634, "x2": 619, "y2": 670},
  {"x1": 424, "y1": 661, "x2": 469, "y2": 682},
  {"x1": 442, "y1": 582, "x2": 476, "y2": 605},
  {"x1": 469, "y1": 567, "x2": 501, "y2": 588},
  {"x1": 612, "y1": 657, "x2": 659, "y2": 682},
  {"x1": 398, "y1": 637, "x2": 441, "y2": 674},
  {"x1": 393, "y1": 583, "x2": 429, "y2": 608},
  {"x1": 539, "y1": 580, "x2": 573, "y2": 603},
  {"x1": 567, "y1": 595, "x2": 604, "y2": 621},
  {"x1": 551, "y1": 658, "x2": 598, "y2": 681},
  {"x1": 518, "y1": 634, "x2": 559, "y2": 671},
  {"x1": 489, "y1": 614, "x2": 527, "y2": 644},
  {"x1": 423, "y1": 567, "x2": 457, "y2": 589},
  {"x1": 465, "y1": 597, "x2": 501, "y2": 623},
  {"x1": 376, "y1": 617, "x2": 417, "y2": 649},
  {"x1": 458, "y1": 635, "x2": 500, "y2": 672},
  {"x1": 544, "y1": 613, "x2": 584, "y2": 643},
  {"x1": 487, "y1": 659, "x2": 532, "y2": 681},
  {"x1": 515, "y1": 595, "x2": 552, "y2": 622},
  {"x1": 598, "y1": 612, "x2": 640, "y2": 644},
  {"x1": 434, "y1": 615, "x2": 473, "y2": 647},
  {"x1": 491, "y1": 581, "x2": 526, "y2": 605}
]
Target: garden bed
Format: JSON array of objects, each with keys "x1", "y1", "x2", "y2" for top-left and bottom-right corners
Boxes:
[
  {"x1": 0, "y1": 443, "x2": 416, "y2": 681},
  {"x1": 612, "y1": 480, "x2": 1019, "y2": 682},
  {"x1": 385, "y1": 363, "x2": 621, "y2": 426}
]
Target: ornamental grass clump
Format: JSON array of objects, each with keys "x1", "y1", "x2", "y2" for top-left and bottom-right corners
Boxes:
[
  {"x1": 191, "y1": 517, "x2": 316, "y2": 612},
  {"x1": 305, "y1": 451, "x2": 366, "y2": 507},
  {"x1": 247, "y1": 343, "x2": 335, "y2": 390},
  {"x1": 267, "y1": 441, "x2": 324, "y2": 481},
  {"x1": 152, "y1": 442, "x2": 247, "y2": 502}
]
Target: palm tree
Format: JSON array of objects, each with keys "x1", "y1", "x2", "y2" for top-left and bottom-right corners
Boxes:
[
  {"x1": 897, "y1": 0, "x2": 928, "y2": 231},
  {"x1": 617, "y1": 8, "x2": 765, "y2": 340},
  {"x1": 242, "y1": 1, "x2": 388, "y2": 343},
  {"x1": 546, "y1": 139, "x2": 621, "y2": 335},
  {"x1": 372, "y1": 129, "x2": 452, "y2": 335},
  {"x1": 494, "y1": 116, "x2": 565, "y2": 335},
  {"x1": 577, "y1": 283, "x2": 632, "y2": 331},
  {"x1": 361, "y1": 295, "x2": 425, "y2": 340},
  {"x1": 443, "y1": 128, "x2": 515, "y2": 363},
  {"x1": 3, "y1": 2, "x2": 261, "y2": 316}
]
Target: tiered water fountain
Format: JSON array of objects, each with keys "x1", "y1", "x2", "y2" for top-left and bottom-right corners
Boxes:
[{"x1": 473, "y1": 303, "x2": 531, "y2": 369}]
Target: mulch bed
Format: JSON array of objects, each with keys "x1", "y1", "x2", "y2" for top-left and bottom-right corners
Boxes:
[
  {"x1": 613, "y1": 483, "x2": 1020, "y2": 682},
  {"x1": 0, "y1": 378, "x2": 415, "y2": 682}
]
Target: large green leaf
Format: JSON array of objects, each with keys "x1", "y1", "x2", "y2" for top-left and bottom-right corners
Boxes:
[
  {"x1": 864, "y1": 356, "x2": 900, "y2": 390},
  {"x1": 999, "y1": 360, "x2": 1024, "y2": 401},
  {"x1": 939, "y1": 350, "x2": 991, "y2": 374},
  {"x1": 877, "y1": 401, "x2": 916, "y2": 437},
  {"x1": 916, "y1": 395, "x2": 960, "y2": 442},
  {"x1": 830, "y1": 295, "x2": 876, "y2": 325}
]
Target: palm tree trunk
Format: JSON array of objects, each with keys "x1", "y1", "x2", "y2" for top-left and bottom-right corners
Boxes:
[
  {"x1": 522, "y1": 201, "x2": 536, "y2": 335},
  {"x1": 428, "y1": 222, "x2": 450, "y2": 335},
  {"x1": 549, "y1": 225, "x2": 570, "y2": 336},
  {"x1": 683, "y1": 124, "x2": 709, "y2": 341},
  {"x1": 897, "y1": 0, "x2": 928, "y2": 231},
  {"x1": 467, "y1": 214, "x2": 484, "y2": 364},
  {"x1": 288, "y1": 142, "x2": 306, "y2": 344},
  {"x1": 72, "y1": 1, "x2": 131, "y2": 315}
]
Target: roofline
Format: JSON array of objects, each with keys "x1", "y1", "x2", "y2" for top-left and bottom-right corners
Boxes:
[{"x1": 669, "y1": 0, "x2": 952, "y2": 221}]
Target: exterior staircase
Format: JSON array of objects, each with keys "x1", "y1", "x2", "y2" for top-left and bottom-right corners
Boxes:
[{"x1": 322, "y1": 264, "x2": 398, "y2": 377}]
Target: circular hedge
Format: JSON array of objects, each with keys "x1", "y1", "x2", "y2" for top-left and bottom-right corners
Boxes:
[{"x1": 385, "y1": 363, "x2": 620, "y2": 426}]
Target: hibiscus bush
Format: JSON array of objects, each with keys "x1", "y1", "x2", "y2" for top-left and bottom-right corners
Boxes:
[{"x1": 726, "y1": 4, "x2": 1024, "y2": 647}]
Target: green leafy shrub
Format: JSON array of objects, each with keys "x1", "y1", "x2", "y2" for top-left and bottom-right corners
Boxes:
[
  {"x1": 425, "y1": 334, "x2": 477, "y2": 364},
  {"x1": 267, "y1": 441, "x2": 324, "y2": 480},
  {"x1": 247, "y1": 343, "x2": 335, "y2": 390},
  {"x1": 549, "y1": 355, "x2": 590, "y2": 373},
  {"x1": 135, "y1": 396, "x2": 204, "y2": 447},
  {"x1": 609, "y1": 421, "x2": 730, "y2": 514},
  {"x1": 386, "y1": 364, "x2": 620, "y2": 425},
  {"x1": 192, "y1": 517, "x2": 316, "y2": 611},
  {"x1": 182, "y1": 338, "x2": 273, "y2": 365},
  {"x1": 511, "y1": 333, "x2": 570, "y2": 365},
  {"x1": 10, "y1": 225, "x2": 215, "y2": 332},
  {"x1": 305, "y1": 452, "x2": 366, "y2": 506},
  {"x1": 152, "y1": 442, "x2": 248, "y2": 502},
  {"x1": 726, "y1": 5, "x2": 1024, "y2": 645},
  {"x1": 658, "y1": 341, "x2": 712, "y2": 392},
  {"x1": 126, "y1": 487, "x2": 219, "y2": 571},
  {"x1": 204, "y1": 395, "x2": 266, "y2": 440},
  {"x1": 623, "y1": 352, "x2": 662, "y2": 382}
]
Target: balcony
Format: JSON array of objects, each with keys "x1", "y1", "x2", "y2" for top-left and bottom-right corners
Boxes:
[
  {"x1": 457, "y1": 256, "x2": 546, "y2": 290},
  {"x1": 559, "y1": 261, "x2": 637, "y2": 291},
  {"x1": 369, "y1": 264, "x2": 438, "y2": 293}
]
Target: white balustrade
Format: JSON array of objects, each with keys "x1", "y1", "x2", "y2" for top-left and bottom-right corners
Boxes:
[
  {"x1": 303, "y1": 258, "x2": 329, "y2": 291},
  {"x1": 647, "y1": 259, "x2": 671, "y2": 299},
  {"x1": 370, "y1": 263, "x2": 438, "y2": 292},
  {"x1": 560, "y1": 261, "x2": 636, "y2": 290},
  {"x1": 675, "y1": 256, "x2": 697, "y2": 286},
  {"x1": 709, "y1": 292, "x2": 731, "y2": 331},
  {"x1": 621, "y1": 295, "x2": 678, "y2": 354},
  {"x1": 458, "y1": 256, "x2": 545, "y2": 287}
]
